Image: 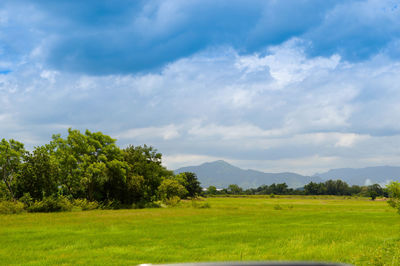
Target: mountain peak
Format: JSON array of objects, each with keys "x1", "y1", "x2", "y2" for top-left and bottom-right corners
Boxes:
[
  {"x1": 206, "y1": 160, "x2": 232, "y2": 166},
  {"x1": 174, "y1": 160, "x2": 317, "y2": 188}
]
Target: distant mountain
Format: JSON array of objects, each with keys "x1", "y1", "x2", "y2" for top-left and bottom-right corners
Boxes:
[
  {"x1": 313, "y1": 166, "x2": 400, "y2": 186},
  {"x1": 174, "y1": 160, "x2": 321, "y2": 189},
  {"x1": 174, "y1": 161, "x2": 400, "y2": 188}
]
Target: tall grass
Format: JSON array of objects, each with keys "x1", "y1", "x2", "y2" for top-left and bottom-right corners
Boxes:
[{"x1": 0, "y1": 197, "x2": 399, "y2": 265}]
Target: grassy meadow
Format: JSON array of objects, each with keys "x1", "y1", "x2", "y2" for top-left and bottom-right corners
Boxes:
[{"x1": 0, "y1": 196, "x2": 399, "y2": 265}]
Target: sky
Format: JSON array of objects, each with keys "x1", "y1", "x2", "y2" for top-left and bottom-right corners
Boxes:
[{"x1": 1, "y1": 0, "x2": 400, "y2": 175}]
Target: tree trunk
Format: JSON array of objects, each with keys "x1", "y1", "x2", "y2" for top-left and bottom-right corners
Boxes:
[{"x1": 2, "y1": 168, "x2": 16, "y2": 202}]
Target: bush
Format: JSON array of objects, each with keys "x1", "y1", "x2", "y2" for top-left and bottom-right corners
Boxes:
[
  {"x1": 73, "y1": 199, "x2": 99, "y2": 211},
  {"x1": 0, "y1": 201, "x2": 25, "y2": 214},
  {"x1": 131, "y1": 200, "x2": 161, "y2": 209},
  {"x1": 144, "y1": 201, "x2": 161, "y2": 208},
  {"x1": 19, "y1": 193, "x2": 33, "y2": 207},
  {"x1": 99, "y1": 200, "x2": 121, "y2": 210},
  {"x1": 0, "y1": 183, "x2": 10, "y2": 200},
  {"x1": 27, "y1": 196, "x2": 73, "y2": 213},
  {"x1": 163, "y1": 196, "x2": 181, "y2": 206},
  {"x1": 191, "y1": 199, "x2": 211, "y2": 209},
  {"x1": 274, "y1": 204, "x2": 283, "y2": 210},
  {"x1": 158, "y1": 179, "x2": 187, "y2": 201},
  {"x1": 131, "y1": 201, "x2": 145, "y2": 209},
  {"x1": 387, "y1": 181, "x2": 400, "y2": 213}
]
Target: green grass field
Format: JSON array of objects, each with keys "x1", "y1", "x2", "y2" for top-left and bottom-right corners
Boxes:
[{"x1": 1, "y1": 196, "x2": 399, "y2": 265}]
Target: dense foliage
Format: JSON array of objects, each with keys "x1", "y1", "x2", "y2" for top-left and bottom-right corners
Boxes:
[
  {"x1": 387, "y1": 181, "x2": 400, "y2": 213},
  {"x1": 206, "y1": 180, "x2": 388, "y2": 199},
  {"x1": 0, "y1": 129, "x2": 202, "y2": 212},
  {"x1": 0, "y1": 129, "x2": 396, "y2": 213}
]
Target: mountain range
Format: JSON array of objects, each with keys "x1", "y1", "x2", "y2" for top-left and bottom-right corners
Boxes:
[
  {"x1": 174, "y1": 160, "x2": 400, "y2": 189},
  {"x1": 312, "y1": 166, "x2": 400, "y2": 186}
]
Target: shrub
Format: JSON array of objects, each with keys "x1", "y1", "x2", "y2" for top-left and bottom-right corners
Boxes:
[
  {"x1": 387, "y1": 181, "x2": 400, "y2": 213},
  {"x1": 131, "y1": 200, "x2": 161, "y2": 209},
  {"x1": 99, "y1": 200, "x2": 121, "y2": 210},
  {"x1": 191, "y1": 199, "x2": 211, "y2": 209},
  {"x1": 202, "y1": 202, "x2": 211, "y2": 208},
  {"x1": 19, "y1": 193, "x2": 33, "y2": 207},
  {"x1": 144, "y1": 201, "x2": 161, "y2": 208},
  {"x1": 73, "y1": 199, "x2": 99, "y2": 211},
  {"x1": 163, "y1": 196, "x2": 181, "y2": 206},
  {"x1": 274, "y1": 204, "x2": 283, "y2": 210},
  {"x1": 158, "y1": 179, "x2": 187, "y2": 201},
  {"x1": 131, "y1": 201, "x2": 145, "y2": 209},
  {"x1": 27, "y1": 196, "x2": 73, "y2": 212},
  {"x1": 0, "y1": 183, "x2": 10, "y2": 200},
  {"x1": 0, "y1": 201, "x2": 25, "y2": 214},
  {"x1": 196, "y1": 202, "x2": 211, "y2": 208}
]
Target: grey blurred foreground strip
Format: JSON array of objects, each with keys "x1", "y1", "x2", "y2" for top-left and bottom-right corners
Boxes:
[{"x1": 140, "y1": 262, "x2": 352, "y2": 266}]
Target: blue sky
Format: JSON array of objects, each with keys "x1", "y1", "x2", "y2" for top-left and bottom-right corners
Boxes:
[{"x1": 1, "y1": 0, "x2": 400, "y2": 174}]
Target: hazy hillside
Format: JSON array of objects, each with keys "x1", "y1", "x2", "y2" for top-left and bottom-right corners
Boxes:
[
  {"x1": 174, "y1": 160, "x2": 321, "y2": 188},
  {"x1": 313, "y1": 166, "x2": 400, "y2": 186}
]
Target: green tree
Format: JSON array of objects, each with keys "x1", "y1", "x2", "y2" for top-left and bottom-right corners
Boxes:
[
  {"x1": 273, "y1": 183, "x2": 289, "y2": 194},
  {"x1": 123, "y1": 145, "x2": 172, "y2": 203},
  {"x1": 124, "y1": 174, "x2": 145, "y2": 204},
  {"x1": 17, "y1": 146, "x2": 60, "y2": 200},
  {"x1": 1, "y1": 128, "x2": 181, "y2": 209},
  {"x1": 324, "y1": 179, "x2": 350, "y2": 195},
  {"x1": 0, "y1": 139, "x2": 26, "y2": 201},
  {"x1": 207, "y1": 185, "x2": 217, "y2": 195},
  {"x1": 49, "y1": 133, "x2": 83, "y2": 198},
  {"x1": 104, "y1": 158, "x2": 128, "y2": 203},
  {"x1": 175, "y1": 172, "x2": 202, "y2": 198},
  {"x1": 227, "y1": 184, "x2": 243, "y2": 195},
  {"x1": 367, "y1": 184, "x2": 383, "y2": 200},
  {"x1": 387, "y1": 181, "x2": 400, "y2": 213},
  {"x1": 50, "y1": 129, "x2": 126, "y2": 201},
  {"x1": 349, "y1": 185, "x2": 362, "y2": 195},
  {"x1": 304, "y1": 182, "x2": 319, "y2": 195},
  {"x1": 158, "y1": 178, "x2": 187, "y2": 201}
]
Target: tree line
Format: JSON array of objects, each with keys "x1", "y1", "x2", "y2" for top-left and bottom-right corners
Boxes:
[
  {"x1": 0, "y1": 129, "x2": 202, "y2": 212},
  {"x1": 205, "y1": 180, "x2": 389, "y2": 200},
  {"x1": 205, "y1": 180, "x2": 400, "y2": 214},
  {"x1": 2, "y1": 129, "x2": 400, "y2": 214}
]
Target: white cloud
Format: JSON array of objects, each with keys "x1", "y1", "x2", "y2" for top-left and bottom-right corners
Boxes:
[
  {"x1": 3, "y1": 38, "x2": 400, "y2": 173},
  {"x1": 162, "y1": 154, "x2": 224, "y2": 170},
  {"x1": 188, "y1": 123, "x2": 279, "y2": 140},
  {"x1": 364, "y1": 179, "x2": 372, "y2": 186},
  {"x1": 334, "y1": 133, "x2": 369, "y2": 147},
  {"x1": 40, "y1": 70, "x2": 58, "y2": 83},
  {"x1": 117, "y1": 124, "x2": 181, "y2": 141},
  {"x1": 236, "y1": 39, "x2": 341, "y2": 88}
]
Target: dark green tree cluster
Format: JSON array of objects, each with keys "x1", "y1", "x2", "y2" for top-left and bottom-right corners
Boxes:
[
  {"x1": 206, "y1": 183, "x2": 299, "y2": 196},
  {"x1": 304, "y1": 180, "x2": 352, "y2": 195},
  {"x1": 205, "y1": 180, "x2": 388, "y2": 199},
  {"x1": 304, "y1": 180, "x2": 387, "y2": 199},
  {"x1": 0, "y1": 129, "x2": 202, "y2": 210},
  {"x1": 245, "y1": 183, "x2": 295, "y2": 195}
]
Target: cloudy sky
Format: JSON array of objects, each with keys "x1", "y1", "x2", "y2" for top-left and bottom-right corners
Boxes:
[{"x1": 1, "y1": 0, "x2": 400, "y2": 174}]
